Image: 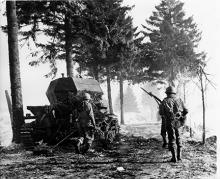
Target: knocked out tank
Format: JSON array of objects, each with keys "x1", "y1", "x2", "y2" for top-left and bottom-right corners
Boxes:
[
  {"x1": 46, "y1": 77, "x2": 103, "y2": 104},
  {"x1": 21, "y1": 77, "x2": 119, "y2": 151}
]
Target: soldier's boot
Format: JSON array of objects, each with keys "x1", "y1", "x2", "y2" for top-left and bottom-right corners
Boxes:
[
  {"x1": 177, "y1": 147, "x2": 182, "y2": 161},
  {"x1": 162, "y1": 136, "x2": 168, "y2": 148},
  {"x1": 170, "y1": 148, "x2": 177, "y2": 163}
]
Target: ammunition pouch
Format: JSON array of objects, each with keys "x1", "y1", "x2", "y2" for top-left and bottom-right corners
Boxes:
[{"x1": 171, "y1": 112, "x2": 186, "y2": 129}]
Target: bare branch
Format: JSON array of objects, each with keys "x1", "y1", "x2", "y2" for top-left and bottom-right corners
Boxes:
[{"x1": 200, "y1": 66, "x2": 216, "y2": 89}]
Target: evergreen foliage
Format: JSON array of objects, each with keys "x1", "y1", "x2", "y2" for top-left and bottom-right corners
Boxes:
[
  {"x1": 12, "y1": 1, "x2": 84, "y2": 77},
  {"x1": 137, "y1": 0, "x2": 206, "y2": 85},
  {"x1": 5, "y1": 0, "x2": 139, "y2": 80},
  {"x1": 75, "y1": 0, "x2": 136, "y2": 81}
]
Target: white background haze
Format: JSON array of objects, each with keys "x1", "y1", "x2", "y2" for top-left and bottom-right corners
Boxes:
[{"x1": 0, "y1": 0, "x2": 220, "y2": 146}]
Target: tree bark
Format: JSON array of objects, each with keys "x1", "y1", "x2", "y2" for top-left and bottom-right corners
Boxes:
[
  {"x1": 93, "y1": 65, "x2": 99, "y2": 81},
  {"x1": 183, "y1": 82, "x2": 186, "y2": 103},
  {"x1": 106, "y1": 67, "x2": 113, "y2": 114},
  {"x1": 119, "y1": 72, "x2": 124, "y2": 125},
  {"x1": 65, "y1": 13, "x2": 74, "y2": 77},
  {"x1": 168, "y1": 66, "x2": 175, "y2": 87},
  {"x1": 6, "y1": 1, "x2": 24, "y2": 143},
  {"x1": 200, "y1": 69, "x2": 206, "y2": 144}
]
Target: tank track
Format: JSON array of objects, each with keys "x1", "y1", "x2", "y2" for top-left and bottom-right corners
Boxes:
[{"x1": 20, "y1": 124, "x2": 35, "y2": 150}]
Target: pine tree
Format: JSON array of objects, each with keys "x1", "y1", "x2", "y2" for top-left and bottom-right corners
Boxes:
[
  {"x1": 75, "y1": 0, "x2": 134, "y2": 77},
  {"x1": 75, "y1": 0, "x2": 136, "y2": 116},
  {"x1": 139, "y1": 0, "x2": 205, "y2": 85},
  {"x1": 14, "y1": 1, "x2": 84, "y2": 77}
]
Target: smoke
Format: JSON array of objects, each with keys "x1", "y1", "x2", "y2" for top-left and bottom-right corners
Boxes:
[
  {"x1": 102, "y1": 80, "x2": 217, "y2": 139},
  {"x1": 0, "y1": 79, "x2": 217, "y2": 147}
]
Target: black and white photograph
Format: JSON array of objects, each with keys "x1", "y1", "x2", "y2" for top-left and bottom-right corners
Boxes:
[{"x1": 0, "y1": 0, "x2": 219, "y2": 178}]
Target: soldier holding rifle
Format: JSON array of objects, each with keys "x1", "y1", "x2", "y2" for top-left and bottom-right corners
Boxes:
[
  {"x1": 140, "y1": 87, "x2": 168, "y2": 148},
  {"x1": 159, "y1": 86, "x2": 188, "y2": 162}
]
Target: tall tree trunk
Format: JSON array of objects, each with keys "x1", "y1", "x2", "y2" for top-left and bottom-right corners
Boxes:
[
  {"x1": 168, "y1": 66, "x2": 175, "y2": 87},
  {"x1": 200, "y1": 69, "x2": 206, "y2": 144},
  {"x1": 183, "y1": 82, "x2": 186, "y2": 103},
  {"x1": 6, "y1": 1, "x2": 24, "y2": 143},
  {"x1": 119, "y1": 72, "x2": 124, "y2": 125},
  {"x1": 93, "y1": 65, "x2": 99, "y2": 81},
  {"x1": 106, "y1": 67, "x2": 113, "y2": 113},
  {"x1": 65, "y1": 14, "x2": 74, "y2": 77}
]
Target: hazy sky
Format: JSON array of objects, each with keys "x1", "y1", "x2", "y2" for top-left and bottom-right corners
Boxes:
[
  {"x1": 124, "y1": 0, "x2": 220, "y2": 135},
  {"x1": 0, "y1": 0, "x2": 220, "y2": 118},
  {"x1": 124, "y1": 0, "x2": 220, "y2": 74}
]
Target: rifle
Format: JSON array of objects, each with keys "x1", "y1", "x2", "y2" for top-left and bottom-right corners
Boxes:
[{"x1": 140, "y1": 87, "x2": 162, "y2": 106}]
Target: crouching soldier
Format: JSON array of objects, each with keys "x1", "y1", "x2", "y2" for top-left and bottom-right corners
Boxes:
[
  {"x1": 75, "y1": 92, "x2": 96, "y2": 154},
  {"x1": 159, "y1": 86, "x2": 188, "y2": 162}
]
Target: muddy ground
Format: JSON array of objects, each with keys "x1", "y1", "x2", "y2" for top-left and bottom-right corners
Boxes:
[{"x1": 0, "y1": 124, "x2": 217, "y2": 179}]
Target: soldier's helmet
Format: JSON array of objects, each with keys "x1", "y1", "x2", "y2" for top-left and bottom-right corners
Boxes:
[
  {"x1": 165, "y1": 86, "x2": 176, "y2": 94},
  {"x1": 99, "y1": 101, "x2": 108, "y2": 109},
  {"x1": 82, "y1": 92, "x2": 91, "y2": 100}
]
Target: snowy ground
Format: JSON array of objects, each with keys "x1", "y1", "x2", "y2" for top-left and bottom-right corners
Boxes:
[{"x1": 0, "y1": 123, "x2": 217, "y2": 179}]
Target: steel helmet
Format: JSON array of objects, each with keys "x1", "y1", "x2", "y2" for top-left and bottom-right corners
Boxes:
[
  {"x1": 99, "y1": 101, "x2": 108, "y2": 109},
  {"x1": 165, "y1": 86, "x2": 176, "y2": 94},
  {"x1": 82, "y1": 92, "x2": 91, "y2": 100}
]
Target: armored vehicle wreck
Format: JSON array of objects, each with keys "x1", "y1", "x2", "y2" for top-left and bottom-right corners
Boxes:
[{"x1": 21, "y1": 77, "x2": 119, "y2": 151}]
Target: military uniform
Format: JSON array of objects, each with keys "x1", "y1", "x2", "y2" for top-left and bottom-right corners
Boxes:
[
  {"x1": 76, "y1": 93, "x2": 96, "y2": 154},
  {"x1": 160, "y1": 115, "x2": 167, "y2": 148},
  {"x1": 159, "y1": 86, "x2": 188, "y2": 162}
]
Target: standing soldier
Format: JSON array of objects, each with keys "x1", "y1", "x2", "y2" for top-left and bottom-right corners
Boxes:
[
  {"x1": 159, "y1": 86, "x2": 188, "y2": 162},
  {"x1": 75, "y1": 92, "x2": 96, "y2": 154}
]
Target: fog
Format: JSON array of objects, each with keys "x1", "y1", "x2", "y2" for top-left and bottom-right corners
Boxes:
[{"x1": 0, "y1": 0, "x2": 220, "y2": 146}]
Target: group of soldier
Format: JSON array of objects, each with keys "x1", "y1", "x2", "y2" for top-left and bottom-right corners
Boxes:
[{"x1": 75, "y1": 86, "x2": 188, "y2": 163}]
